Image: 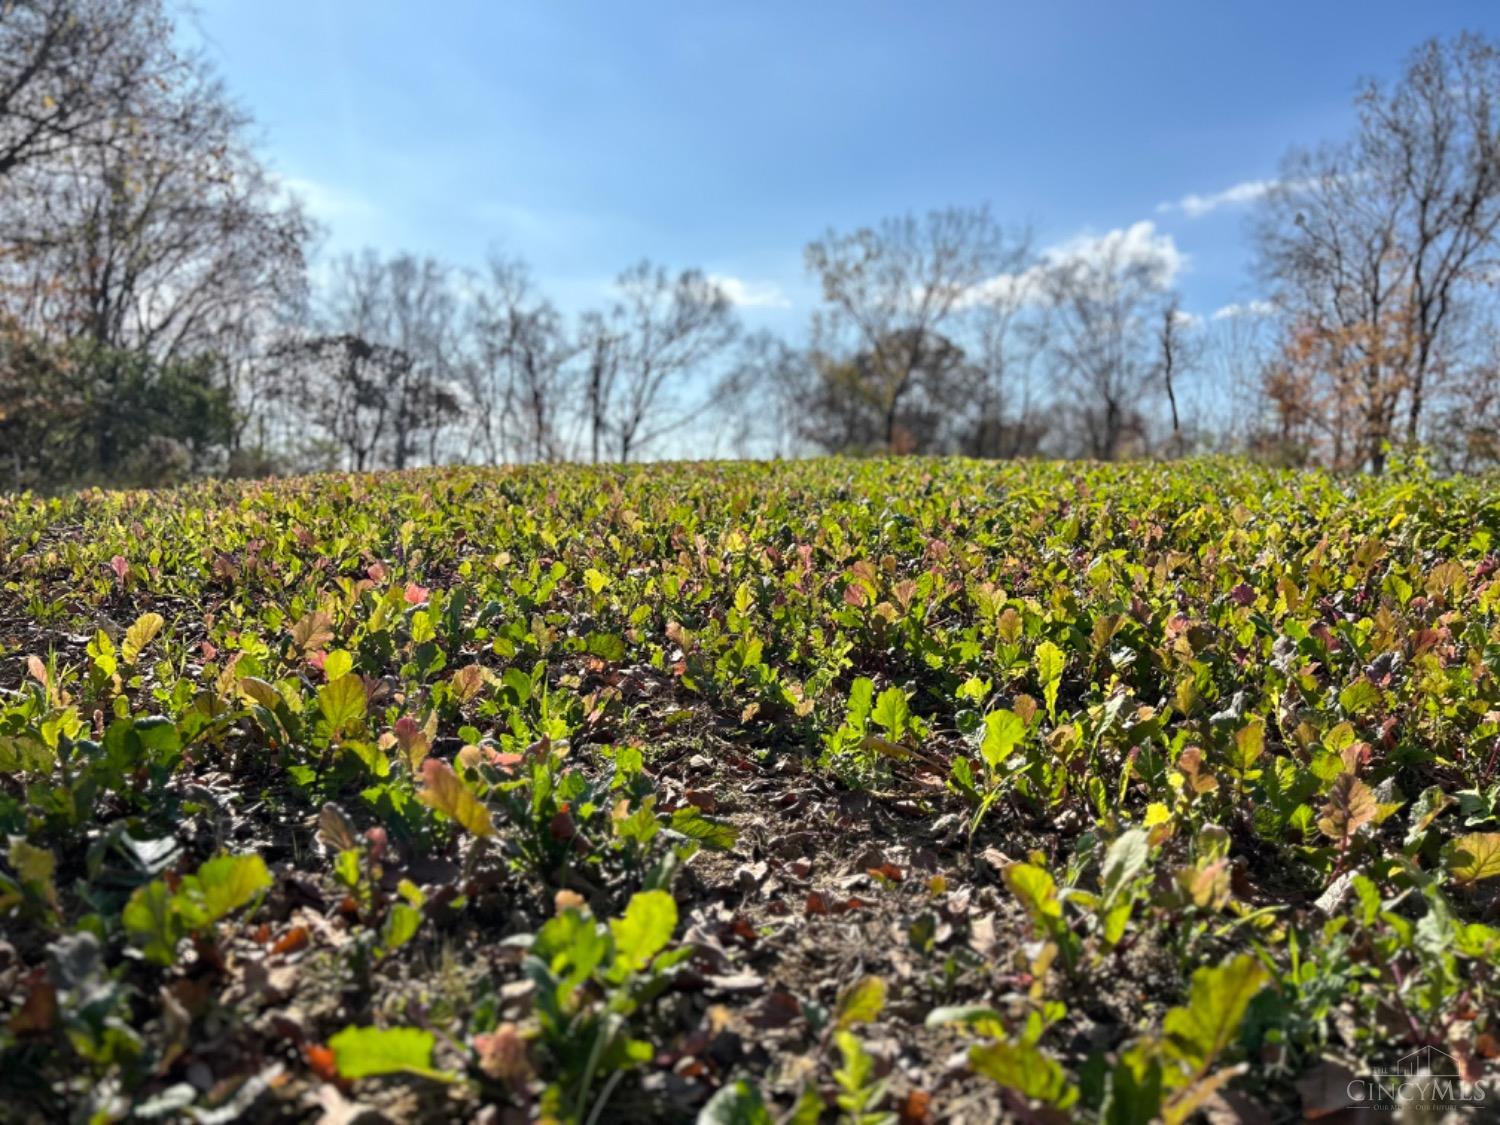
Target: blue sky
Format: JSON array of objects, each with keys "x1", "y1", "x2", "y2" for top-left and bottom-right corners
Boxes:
[{"x1": 186, "y1": 1, "x2": 1497, "y2": 334}]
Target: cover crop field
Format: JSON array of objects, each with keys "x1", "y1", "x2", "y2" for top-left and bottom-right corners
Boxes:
[{"x1": 1, "y1": 458, "x2": 1497, "y2": 1123}]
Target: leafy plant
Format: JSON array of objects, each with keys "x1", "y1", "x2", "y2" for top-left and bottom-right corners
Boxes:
[
  {"x1": 122, "y1": 853, "x2": 271, "y2": 966},
  {"x1": 523, "y1": 890, "x2": 691, "y2": 1122}
]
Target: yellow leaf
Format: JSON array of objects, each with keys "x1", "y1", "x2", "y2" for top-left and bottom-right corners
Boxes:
[
  {"x1": 451, "y1": 664, "x2": 487, "y2": 703},
  {"x1": 1446, "y1": 832, "x2": 1500, "y2": 886},
  {"x1": 238, "y1": 677, "x2": 281, "y2": 710},
  {"x1": 835, "y1": 975, "x2": 886, "y2": 1029},
  {"x1": 417, "y1": 759, "x2": 495, "y2": 837},
  {"x1": 121, "y1": 613, "x2": 165, "y2": 666}
]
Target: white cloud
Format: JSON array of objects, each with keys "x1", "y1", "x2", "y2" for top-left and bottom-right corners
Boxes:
[
  {"x1": 708, "y1": 274, "x2": 791, "y2": 309},
  {"x1": 1211, "y1": 299, "x2": 1275, "y2": 320},
  {"x1": 1043, "y1": 221, "x2": 1185, "y2": 286},
  {"x1": 1156, "y1": 178, "x2": 1279, "y2": 218},
  {"x1": 966, "y1": 220, "x2": 1185, "y2": 307},
  {"x1": 1172, "y1": 308, "x2": 1202, "y2": 329},
  {"x1": 279, "y1": 175, "x2": 378, "y2": 224},
  {"x1": 963, "y1": 270, "x2": 1041, "y2": 306}
]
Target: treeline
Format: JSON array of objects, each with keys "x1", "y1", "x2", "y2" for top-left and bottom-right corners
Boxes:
[{"x1": 3, "y1": 2, "x2": 1500, "y2": 489}]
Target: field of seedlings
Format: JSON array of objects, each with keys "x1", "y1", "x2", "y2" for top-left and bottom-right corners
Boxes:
[{"x1": 1, "y1": 458, "x2": 1498, "y2": 1123}]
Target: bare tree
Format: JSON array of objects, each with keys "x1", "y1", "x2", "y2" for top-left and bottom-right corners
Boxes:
[
  {"x1": 576, "y1": 262, "x2": 737, "y2": 462},
  {"x1": 800, "y1": 327, "x2": 974, "y2": 454},
  {"x1": 465, "y1": 254, "x2": 575, "y2": 463},
  {"x1": 1254, "y1": 33, "x2": 1500, "y2": 472},
  {"x1": 1, "y1": 56, "x2": 309, "y2": 357},
  {"x1": 1157, "y1": 298, "x2": 1205, "y2": 457},
  {"x1": 0, "y1": 0, "x2": 183, "y2": 183},
  {"x1": 318, "y1": 251, "x2": 463, "y2": 469},
  {"x1": 273, "y1": 333, "x2": 412, "y2": 472},
  {"x1": 1038, "y1": 229, "x2": 1177, "y2": 460},
  {"x1": 966, "y1": 233, "x2": 1044, "y2": 458},
  {"x1": 0, "y1": 27, "x2": 310, "y2": 477},
  {"x1": 804, "y1": 205, "x2": 1022, "y2": 452},
  {"x1": 711, "y1": 330, "x2": 812, "y2": 458}
]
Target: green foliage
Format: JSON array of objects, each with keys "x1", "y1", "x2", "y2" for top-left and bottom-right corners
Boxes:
[
  {"x1": 122, "y1": 853, "x2": 271, "y2": 965},
  {"x1": 969, "y1": 1039, "x2": 1078, "y2": 1109},
  {"x1": 0, "y1": 335, "x2": 236, "y2": 491},
  {"x1": 525, "y1": 891, "x2": 692, "y2": 1121},
  {"x1": 329, "y1": 1025, "x2": 453, "y2": 1081},
  {"x1": 3, "y1": 457, "x2": 1500, "y2": 1118},
  {"x1": 833, "y1": 1030, "x2": 897, "y2": 1125}
]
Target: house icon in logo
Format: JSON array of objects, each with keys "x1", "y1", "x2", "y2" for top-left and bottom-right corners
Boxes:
[{"x1": 1375, "y1": 1046, "x2": 1461, "y2": 1077}]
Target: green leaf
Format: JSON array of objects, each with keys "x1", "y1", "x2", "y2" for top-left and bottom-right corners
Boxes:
[
  {"x1": 980, "y1": 709, "x2": 1025, "y2": 769},
  {"x1": 188, "y1": 853, "x2": 272, "y2": 925},
  {"x1": 1101, "y1": 1045, "x2": 1164, "y2": 1125},
  {"x1": 698, "y1": 1080, "x2": 774, "y2": 1125},
  {"x1": 8, "y1": 837, "x2": 55, "y2": 888},
  {"x1": 586, "y1": 632, "x2": 625, "y2": 661},
  {"x1": 6, "y1": 838, "x2": 58, "y2": 911},
  {"x1": 1337, "y1": 678, "x2": 1381, "y2": 716},
  {"x1": 0, "y1": 734, "x2": 54, "y2": 773},
  {"x1": 1405, "y1": 786, "x2": 1455, "y2": 848},
  {"x1": 133, "y1": 716, "x2": 181, "y2": 757},
  {"x1": 122, "y1": 880, "x2": 182, "y2": 966},
  {"x1": 1036, "y1": 640, "x2": 1064, "y2": 718},
  {"x1": 1004, "y1": 862, "x2": 1061, "y2": 924},
  {"x1": 499, "y1": 665, "x2": 532, "y2": 704},
  {"x1": 845, "y1": 677, "x2": 876, "y2": 728},
  {"x1": 1230, "y1": 720, "x2": 1264, "y2": 772},
  {"x1": 670, "y1": 806, "x2": 737, "y2": 850},
  {"x1": 1162, "y1": 954, "x2": 1268, "y2": 1071},
  {"x1": 334, "y1": 848, "x2": 361, "y2": 889},
  {"x1": 381, "y1": 903, "x2": 422, "y2": 953},
  {"x1": 786, "y1": 1085, "x2": 825, "y2": 1125},
  {"x1": 834, "y1": 975, "x2": 886, "y2": 1029},
  {"x1": 318, "y1": 673, "x2": 367, "y2": 736},
  {"x1": 323, "y1": 649, "x2": 354, "y2": 681},
  {"x1": 123, "y1": 853, "x2": 269, "y2": 964},
  {"x1": 871, "y1": 686, "x2": 909, "y2": 740},
  {"x1": 328, "y1": 1025, "x2": 453, "y2": 1081},
  {"x1": 969, "y1": 1040, "x2": 1077, "y2": 1108},
  {"x1": 609, "y1": 889, "x2": 677, "y2": 975},
  {"x1": 1100, "y1": 829, "x2": 1151, "y2": 906},
  {"x1": 534, "y1": 908, "x2": 610, "y2": 997}
]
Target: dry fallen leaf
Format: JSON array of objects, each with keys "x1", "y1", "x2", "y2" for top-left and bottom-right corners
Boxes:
[{"x1": 1295, "y1": 1059, "x2": 1358, "y2": 1120}]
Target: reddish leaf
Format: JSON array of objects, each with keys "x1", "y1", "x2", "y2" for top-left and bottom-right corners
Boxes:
[
  {"x1": 9, "y1": 972, "x2": 56, "y2": 1035},
  {"x1": 549, "y1": 809, "x2": 577, "y2": 842},
  {"x1": 750, "y1": 989, "x2": 802, "y2": 1029},
  {"x1": 272, "y1": 926, "x2": 310, "y2": 956},
  {"x1": 683, "y1": 789, "x2": 717, "y2": 813},
  {"x1": 1317, "y1": 773, "x2": 1376, "y2": 844},
  {"x1": 304, "y1": 1043, "x2": 340, "y2": 1082},
  {"x1": 899, "y1": 1089, "x2": 933, "y2": 1124}
]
